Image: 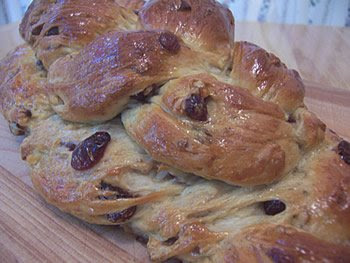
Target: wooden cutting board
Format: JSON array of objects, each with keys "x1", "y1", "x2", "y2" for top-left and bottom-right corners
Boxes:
[{"x1": 0, "y1": 21, "x2": 350, "y2": 263}]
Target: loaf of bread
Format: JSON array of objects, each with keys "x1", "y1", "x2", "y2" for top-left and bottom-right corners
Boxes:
[{"x1": 0, "y1": 0, "x2": 349, "y2": 262}]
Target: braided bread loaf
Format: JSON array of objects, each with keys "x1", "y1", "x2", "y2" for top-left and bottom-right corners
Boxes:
[{"x1": 0, "y1": 0, "x2": 349, "y2": 262}]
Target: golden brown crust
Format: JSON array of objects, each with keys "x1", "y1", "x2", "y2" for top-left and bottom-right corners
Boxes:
[
  {"x1": 138, "y1": 0, "x2": 235, "y2": 69},
  {"x1": 20, "y1": 0, "x2": 140, "y2": 69},
  {"x1": 294, "y1": 108, "x2": 326, "y2": 150},
  {"x1": 130, "y1": 131, "x2": 350, "y2": 261},
  {"x1": 0, "y1": 44, "x2": 52, "y2": 135},
  {"x1": 47, "y1": 30, "x2": 203, "y2": 123},
  {"x1": 18, "y1": 115, "x2": 350, "y2": 261},
  {"x1": 230, "y1": 41, "x2": 325, "y2": 151},
  {"x1": 305, "y1": 131, "x2": 350, "y2": 240},
  {"x1": 215, "y1": 224, "x2": 350, "y2": 263},
  {"x1": 20, "y1": 115, "x2": 183, "y2": 224},
  {"x1": 122, "y1": 74, "x2": 301, "y2": 186},
  {"x1": 0, "y1": 0, "x2": 347, "y2": 261},
  {"x1": 231, "y1": 41, "x2": 305, "y2": 114}
]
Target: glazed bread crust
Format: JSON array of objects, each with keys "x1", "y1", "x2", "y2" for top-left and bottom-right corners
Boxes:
[
  {"x1": 122, "y1": 41, "x2": 326, "y2": 186},
  {"x1": 0, "y1": 44, "x2": 52, "y2": 135},
  {"x1": 122, "y1": 73, "x2": 301, "y2": 186},
  {"x1": 20, "y1": 118, "x2": 350, "y2": 261},
  {"x1": 231, "y1": 41, "x2": 305, "y2": 114},
  {"x1": 138, "y1": 0, "x2": 235, "y2": 69},
  {"x1": 47, "y1": 30, "x2": 205, "y2": 123},
  {"x1": 20, "y1": 115, "x2": 179, "y2": 225},
  {"x1": 19, "y1": 0, "x2": 140, "y2": 69},
  {"x1": 0, "y1": 0, "x2": 349, "y2": 262}
]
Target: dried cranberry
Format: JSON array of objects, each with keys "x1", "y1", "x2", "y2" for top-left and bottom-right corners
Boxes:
[
  {"x1": 263, "y1": 200, "x2": 286, "y2": 215},
  {"x1": 287, "y1": 115, "x2": 296, "y2": 123},
  {"x1": 338, "y1": 140, "x2": 350, "y2": 165},
  {"x1": 159, "y1": 32, "x2": 180, "y2": 54},
  {"x1": 184, "y1": 94, "x2": 208, "y2": 121},
  {"x1": 71, "y1": 132, "x2": 111, "y2": 170},
  {"x1": 106, "y1": 206, "x2": 137, "y2": 223},
  {"x1": 46, "y1": 26, "x2": 59, "y2": 36}
]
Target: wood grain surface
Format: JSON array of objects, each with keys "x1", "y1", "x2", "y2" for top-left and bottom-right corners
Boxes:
[{"x1": 0, "y1": 21, "x2": 349, "y2": 263}]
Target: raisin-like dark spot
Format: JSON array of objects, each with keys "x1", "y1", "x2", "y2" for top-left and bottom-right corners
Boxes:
[
  {"x1": 163, "y1": 236, "x2": 179, "y2": 246},
  {"x1": 263, "y1": 200, "x2": 286, "y2": 215},
  {"x1": 184, "y1": 94, "x2": 208, "y2": 121},
  {"x1": 133, "y1": 10, "x2": 139, "y2": 15},
  {"x1": 9, "y1": 122, "x2": 26, "y2": 136},
  {"x1": 24, "y1": 109, "x2": 32, "y2": 118},
  {"x1": 100, "y1": 181, "x2": 117, "y2": 191},
  {"x1": 46, "y1": 26, "x2": 59, "y2": 36},
  {"x1": 131, "y1": 84, "x2": 159, "y2": 102},
  {"x1": 338, "y1": 140, "x2": 350, "y2": 165},
  {"x1": 287, "y1": 115, "x2": 296, "y2": 123},
  {"x1": 61, "y1": 142, "x2": 76, "y2": 151},
  {"x1": 71, "y1": 132, "x2": 111, "y2": 170},
  {"x1": 267, "y1": 248, "x2": 294, "y2": 263},
  {"x1": 36, "y1": 60, "x2": 45, "y2": 71},
  {"x1": 106, "y1": 206, "x2": 137, "y2": 224},
  {"x1": 175, "y1": 0, "x2": 191, "y2": 11},
  {"x1": 131, "y1": 92, "x2": 147, "y2": 102},
  {"x1": 100, "y1": 182, "x2": 137, "y2": 223},
  {"x1": 159, "y1": 32, "x2": 180, "y2": 54},
  {"x1": 136, "y1": 235, "x2": 149, "y2": 245},
  {"x1": 32, "y1": 24, "x2": 44, "y2": 36}
]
